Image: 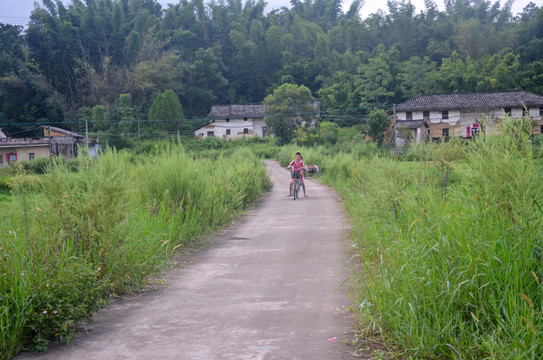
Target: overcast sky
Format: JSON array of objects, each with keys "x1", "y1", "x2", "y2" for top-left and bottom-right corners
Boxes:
[{"x1": 0, "y1": 0, "x2": 539, "y2": 27}]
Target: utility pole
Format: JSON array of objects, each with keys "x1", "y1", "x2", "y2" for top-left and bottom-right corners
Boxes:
[
  {"x1": 393, "y1": 103, "x2": 397, "y2": 150},
  {"x1": 85, "y1": 119, "x2": 89, "y2": 169},
  {"x1": 48, "y1": 128, "x2": 53, "y2": 166}
]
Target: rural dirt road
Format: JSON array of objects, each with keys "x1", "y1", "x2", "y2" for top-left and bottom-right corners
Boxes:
[{"x1": 17, "y1": 160, "x2": 355, "y2": 360}]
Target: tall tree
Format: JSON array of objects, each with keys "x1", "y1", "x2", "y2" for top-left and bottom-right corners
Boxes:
[
  {"x1": 148, "y1": 89, "x2": 185, "y2": 131},
  {"x1": 366, "y1": 108, "x2": 390, "y2": 146},
  {"x1": 0, "y1": 24, "x2": 25, "y2": 76},
  {"x1": 264, "y1": 83, "x2": 315, "y2": 145}
]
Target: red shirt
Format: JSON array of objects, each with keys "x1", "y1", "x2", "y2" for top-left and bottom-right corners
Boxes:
[{"x1": 289, "y1": 160, "x2": 305, "y2": 172}]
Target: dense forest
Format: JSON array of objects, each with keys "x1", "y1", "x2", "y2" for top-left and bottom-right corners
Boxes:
[{"x1": 0, "y1": 0, "x2": 542, "y2": 139}]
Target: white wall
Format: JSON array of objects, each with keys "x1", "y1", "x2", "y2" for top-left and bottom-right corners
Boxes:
[
  {"x1": 398, "y1": 106, "x2": 542, "y2": 138},
  {"x1": 529, "y1": 107, "x2": 543, "y2": 118},
  {"x1": 398, "y1": 110, "x2": 459, "y2": 124},
  {"x1": 195, "y1": 117, "x2": 266, "y2": 139}
]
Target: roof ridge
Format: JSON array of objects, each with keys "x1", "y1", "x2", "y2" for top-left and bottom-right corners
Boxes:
[{"x1": 395, "y1": 90, "x2": 543, "y2": 112}]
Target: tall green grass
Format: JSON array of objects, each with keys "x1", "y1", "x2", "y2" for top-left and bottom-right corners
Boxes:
[
  {"x1": 0, "y1": 144, "x2": 271, "y2": 359},
  {"x1": 277, "y1": 119, "x2": 543, "y2": 358}
]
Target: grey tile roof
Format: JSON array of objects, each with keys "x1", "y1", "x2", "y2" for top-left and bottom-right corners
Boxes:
[
  {"x1": 209, "y1": 104, "x2": 265, "y2": 119},
  {"x1": 395, "y1": 91, "x2": 543, "y2": 111},
  {"x1": 396, "y1": 120, "x2": 426, "y2": 129}
]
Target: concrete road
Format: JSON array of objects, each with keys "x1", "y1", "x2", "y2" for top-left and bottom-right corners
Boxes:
[{"x1": 18, "y1": 160, "x2": 354, "y2": 360}]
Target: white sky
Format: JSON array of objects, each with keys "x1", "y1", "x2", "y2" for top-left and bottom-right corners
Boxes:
[{"x1": 0, "y1": 0, "x2": 540, "y2": 27}]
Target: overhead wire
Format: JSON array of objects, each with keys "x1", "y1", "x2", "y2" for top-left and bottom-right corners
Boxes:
[
  {"x1": 0, "y1": 103, "x2": 533, "y2": 140},
  {"x1": 0, "y1": 104, "x2": 393, "y2": 128}
]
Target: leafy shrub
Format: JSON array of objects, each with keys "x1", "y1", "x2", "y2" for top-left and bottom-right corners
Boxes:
[
  {"x1": 0, "y1": 177, "x2": 11, "y2": 192},
  {"x1": 20, "y1": 157, "x2": 51, "y2": 174},
  {"x1": 65, "y1": 158, "x2": 80, "y2": 172},
  {"x1": 8, "y1": 165, "x2": 42, "y2": 192},
  {"x1": 199, "y1": 136, "x2": 224, "y2": 150},
  {"x1": 9, "y1": 158, "x2": 50, "y2": 174},
  {"x1": 320, "y1": 121, "x2": 339, "y2": 144},
  {"x1": 27, "y1": 260, "x2": 108, "y2": 350},
  {"x1": 531, "y1": 134, "x2": 543, "y2": 158}
]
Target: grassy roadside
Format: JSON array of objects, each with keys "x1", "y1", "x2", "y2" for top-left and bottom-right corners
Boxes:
[
  {"x1": 0, "y1": 143, "x2": 272, "y2": 359},
  {"x1": 276, "y1": 121, "x2": 543, "y2": 358},
  {"x1": 3, "y1": 127, "x2": 542, "y2": 359}
]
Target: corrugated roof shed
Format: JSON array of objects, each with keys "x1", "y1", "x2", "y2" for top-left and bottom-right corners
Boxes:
[
  {"x1": 395, "y1": 91, "x2": 543, "y2": 111},
  {"x1": 42, "y1": 126, "x2": 84, "y2": 138}
]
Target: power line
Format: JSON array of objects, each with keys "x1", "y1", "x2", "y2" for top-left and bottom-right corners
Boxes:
[
  {"x1": 0, "y1": 105, "x2": 526, "y2": 128},
  {"x1": 0, "y1": 104, "x2": 395, "y2": 128}
]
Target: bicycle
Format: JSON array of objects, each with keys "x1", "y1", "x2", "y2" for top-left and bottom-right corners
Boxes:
[{"x1": 292, "y1": 171, "x2": 301, "y2": 200}]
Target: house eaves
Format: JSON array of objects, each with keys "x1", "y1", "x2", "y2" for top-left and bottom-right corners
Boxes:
[
  {"x1": 395, "y1": 90, "x2": 543, "y2": 112},
  {"x1": 396, "y1": 120, "x2": 427, "y2": 129}
]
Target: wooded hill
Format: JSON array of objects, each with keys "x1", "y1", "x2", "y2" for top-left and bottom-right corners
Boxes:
[{"x1": 0, "y1": 0, "x2": 542, "y2": 137}]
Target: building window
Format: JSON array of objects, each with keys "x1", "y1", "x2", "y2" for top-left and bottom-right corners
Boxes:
[
  {"x1": 29, "y1": 153, "x2": 35, "y2": 161},
  {"x1": 7, "y1": 153, "x2": 16, "y2": 163},
  {"x1": 423, "y1": 111, "x2": 430, "y2": 120},
  {"x1": 244, "y1": 117, "x2": 248, "y2": 121},
  {"x1": 207, "y1": 131, "x2": 214, "y2": 137},
  {"x1": 540, "y1": 106, "x2": 543, "y2": 116},
  {"x1": 540, "y1": 125, "x2": 543, "y2": 134},
  {"x1": 226, "y1": 129, "x2": 231, "y2": 135},
  {"x1": 504, "y1": 107, "x2": 511, "y2": 116},
  {"x1": 442, "y1": 110, "x2": 449, "y2": 120},
  {"x1": 523, "y1": 108, "x2": 530, "y2": 117},
  {"x1": 0, "y1": 154, "x2": 3, "y2": 164},
  {"x1": 243, "y1": 128, "x2": 249, "y2": 134},
  {"x1": 442, "y1": 128, "x2": 449, "y2": 140},
  {"x1": 225, "y1": 118, "x2": 230, "y2": 122},
  {"x1": 406, "y1": 112, "x2": 413, "y2": 121}
]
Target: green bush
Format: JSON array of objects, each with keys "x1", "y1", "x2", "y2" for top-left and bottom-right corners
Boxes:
[
  {"x1": 320, "y1": 121, "x2": 339, "y2": 144},
  {"x1": 0, "y1": 177, "x2": 11, "y2": 192},
  {"x1": 532, "y1": 134, "x2": 543, "y2": 158}
]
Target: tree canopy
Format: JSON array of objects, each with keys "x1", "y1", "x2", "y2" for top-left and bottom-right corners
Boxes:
[
  {"x1": 264, "y1": 83, "x2": 315, "y2": 144},
  {"x1": 148, "y1": 90, "x2": 185, "y2": 130},
  {"x1": 0, "y1": 0, "x2": 542, "y2": 137}
]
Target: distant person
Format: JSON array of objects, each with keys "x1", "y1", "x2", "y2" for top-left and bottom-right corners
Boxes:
[{"x1": 287, "y1": 152, "x2": 308, "y2": 198}]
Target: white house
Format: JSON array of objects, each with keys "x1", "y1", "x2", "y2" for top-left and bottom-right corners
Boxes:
[
  {"x1": 392, "y1": 90, "x2": 543, "y2": 143},
  {"x1": 194, "y1": 104, "x2": 267, "y2": 139}
]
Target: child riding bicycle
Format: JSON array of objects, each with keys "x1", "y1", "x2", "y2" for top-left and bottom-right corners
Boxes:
[{"x1": 287, "y1": 152, "x2": 308, "y2": 198}]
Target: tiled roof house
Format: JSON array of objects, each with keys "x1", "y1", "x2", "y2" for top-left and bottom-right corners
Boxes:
[
  {"x1": 195, "y1": 102, "x2": 322, "y2": 139},
  {"x1": 392, "y1": 90, "x2": 543, "y2": 144},
  {"x1": 195, "y1": 104, "x2": 268, "y2": 139}
]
